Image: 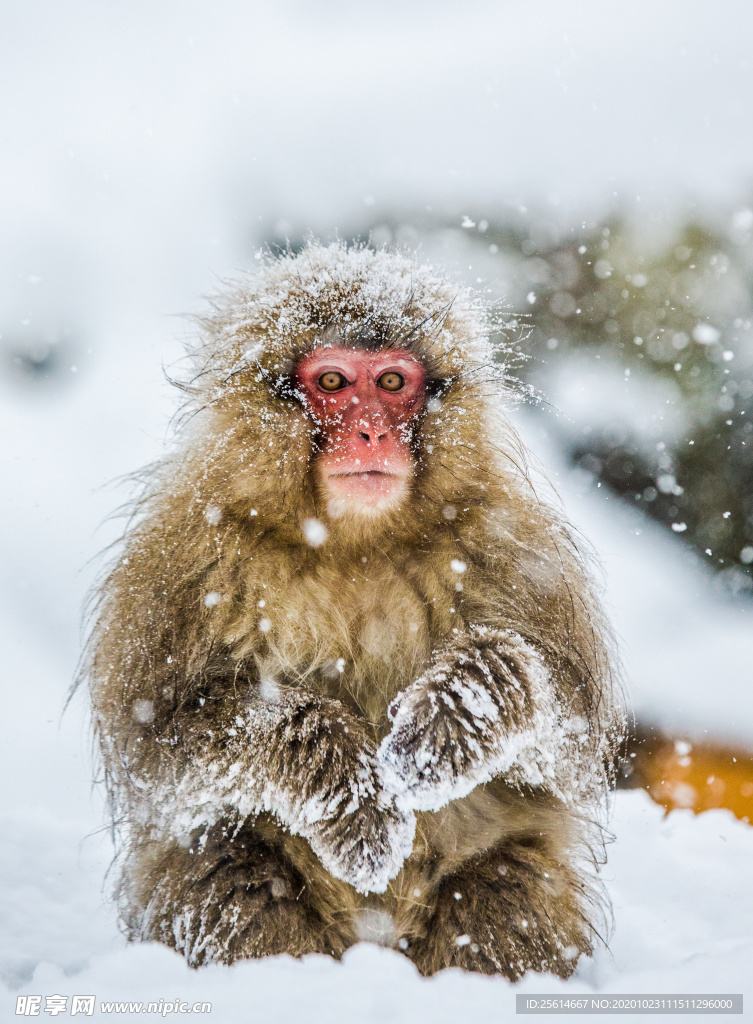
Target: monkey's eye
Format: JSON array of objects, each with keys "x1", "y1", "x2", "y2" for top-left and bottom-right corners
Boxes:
[
  {"x1": 377, "y1": 371, "x2": 404, "y2": 392},
  {"x1": 318, "y1": 371, "x2": 347, "y2": 392}
]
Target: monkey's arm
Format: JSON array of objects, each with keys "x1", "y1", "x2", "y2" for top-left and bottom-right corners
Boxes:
[
  {"x1": 377, "y1": 626, "x2": 599, "y2": 813},
  {"x1": 150, "y1": 683, "x2": 415, "y2": 895}
]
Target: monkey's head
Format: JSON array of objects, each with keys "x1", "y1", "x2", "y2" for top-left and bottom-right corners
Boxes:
[{"x1": 185, "y1": 241, "x2": 513, "y2": 546}]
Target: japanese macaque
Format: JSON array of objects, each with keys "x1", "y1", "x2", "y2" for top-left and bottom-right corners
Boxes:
[{"x1": 85, "y1": 241, "x2": 625, "y2": 978}]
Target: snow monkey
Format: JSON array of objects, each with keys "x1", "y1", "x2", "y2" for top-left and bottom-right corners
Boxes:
[{"x1": 85, "y1": 240, "x2": 625, "y2": 979}]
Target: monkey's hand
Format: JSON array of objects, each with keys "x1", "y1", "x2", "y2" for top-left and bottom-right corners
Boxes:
[
  {"x1": 378, "y1": 627, "x2": 565, "y2": 813},
  {"x1": 296, "y1": 743, "x2": 416, "y2": 897},
  {"x1": 162, "y1": 688, "x2": 415, "y2": 895}
]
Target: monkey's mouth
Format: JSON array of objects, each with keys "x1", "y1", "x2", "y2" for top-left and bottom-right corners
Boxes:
[
  {"x1": 324, "y1": 467, "x2": 410, "y2": 508},
  {"x1": 329, "y1": 469, "x2": 402, "y2": 490},
  {"x1": 330, "y1": 469, "x2": 398, "y2": 481}
]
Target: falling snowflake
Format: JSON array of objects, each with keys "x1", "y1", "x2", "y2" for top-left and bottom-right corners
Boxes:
[{"x1": 302, "y1": 518, "x2": 328, "y2": 547}]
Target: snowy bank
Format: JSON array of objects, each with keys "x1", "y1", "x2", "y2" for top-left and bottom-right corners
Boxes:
[{"x1": 2, "y1": 792, "x2": 751, "y2": 1021}]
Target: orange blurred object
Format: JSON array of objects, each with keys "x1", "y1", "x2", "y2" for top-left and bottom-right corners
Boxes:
[{"x1": 623, "y1": 729, "x2": 753, "y2": 823}]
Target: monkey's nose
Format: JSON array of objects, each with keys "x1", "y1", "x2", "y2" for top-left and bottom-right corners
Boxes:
[{"x1": 359, "y1": 428, "x2": 389, "y2": 443}]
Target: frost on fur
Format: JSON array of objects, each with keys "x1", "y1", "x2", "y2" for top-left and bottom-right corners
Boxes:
[
  {"x1": 149, "y1": 687, "x2": 415, "y2": 895},
  {"x1": 378, "y1": 628, "x2": 604, "y2": 814},
  {"x1": 191, "y1": 239, "x2": 508, "y2": 400}
]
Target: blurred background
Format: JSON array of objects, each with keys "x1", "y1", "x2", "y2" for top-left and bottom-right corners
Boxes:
[{"x1": 2, "y1": 0, "x2": 753, "y2": 995}]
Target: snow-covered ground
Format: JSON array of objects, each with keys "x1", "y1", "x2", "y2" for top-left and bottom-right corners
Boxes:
[
  {"x1": 2, "y1": 792, "x2": 751, "y2": 1021},
  {"x1": 3, "y1": 1, "x2": 753, "y2": 1016}
]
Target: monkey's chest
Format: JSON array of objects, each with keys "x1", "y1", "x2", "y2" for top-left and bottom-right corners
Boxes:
[{"x1": 262, "y1": 569, "x2": 438, "y2": 724}]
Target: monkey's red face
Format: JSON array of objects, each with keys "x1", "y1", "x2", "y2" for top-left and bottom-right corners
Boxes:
[{"x1": 295, "y1": 347, "x2": 426, "y2": 515}]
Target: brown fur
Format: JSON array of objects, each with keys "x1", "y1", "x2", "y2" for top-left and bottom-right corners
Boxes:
[{"x1": 84, "y1": 241, "x2": 625, "y2": 979}]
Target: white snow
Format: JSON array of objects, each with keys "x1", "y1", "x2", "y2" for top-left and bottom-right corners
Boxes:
[
  {"x1": 2, "y1": 793, "x2": 751, "y2": 1021},
  {"x1": 203, "y1": 505, "x2": 222, "y2": 526},
  {"x1": 692, "y1": 324, "x2": 721, "y2": 345},
  {"x1": 302, "y1": 518, "x2": 329, "y2": 548},
  {"x1": 546, "y1": 356, "x2": 689, "y2": 448}
]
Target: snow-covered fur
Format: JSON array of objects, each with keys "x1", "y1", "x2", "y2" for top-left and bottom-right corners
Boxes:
[{"x1": 84, "y1": 240, "x2": 625, "y2": 978}]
